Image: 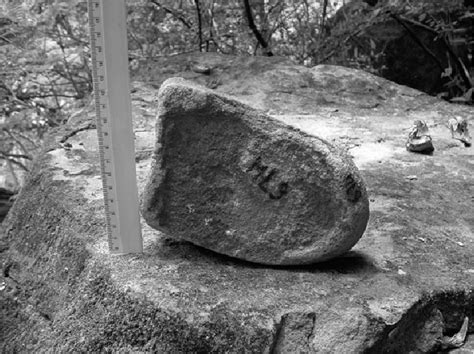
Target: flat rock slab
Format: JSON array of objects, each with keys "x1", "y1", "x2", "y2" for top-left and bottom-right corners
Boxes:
[
  {"x1": 141, "y1": 78, "x2": 369, "y2": 265},
  {"x1": 1, "y1": 55, "x2": 473, "y2": 353}
]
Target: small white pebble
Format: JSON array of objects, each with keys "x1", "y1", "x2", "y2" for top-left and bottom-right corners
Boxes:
[{"x1": 398, "y1": 269, "x2": 407, "y2": 276}]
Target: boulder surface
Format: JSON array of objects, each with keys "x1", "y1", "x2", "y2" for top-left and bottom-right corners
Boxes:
[
  {"x1": 141, "y1": 78, "x2": 369, "y2": 265},
  {"x1": 1, "y1": 53, "x2": 473, "y2": 353}
]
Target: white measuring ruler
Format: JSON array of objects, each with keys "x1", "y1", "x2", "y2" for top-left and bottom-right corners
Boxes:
[{"x1": 87, "y1": 0, "x2": 142, "y2": 253}]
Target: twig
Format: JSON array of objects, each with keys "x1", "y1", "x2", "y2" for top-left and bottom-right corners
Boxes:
[
  {"x1": 0, "y1": 153, "x2": 29, "y2": 171},
  {"x1": 4, "y1": 157, "x2": 20, "y2": 189},
  {"x1": 16, "y1": 92, "x2": 83, "y2": 99},
  {"x1": 128, "y1": 30, "x2": 144, "y2": 57},
  {"x1": 54, "y1": 24, "x2": 84, "y2": 99},
  {"x1": 389, "y1": 12, "x2": 445, "y2": 70},
  {"x1": 397, "y1": 15, "x2": 438, "y2": 34},
  {"x1": 2, "y1": 129, "x2": 31, "y2": 158},
  {"x1": 4, "y1": 130, "x2": 39, "y2": 149},
  {"x1": 59, "y1": 122, "x2": 96, "y2": 144},
  {"x1": 54, "y1": 14, "x2": 88, "y2": 46},
  {"x1": 0, "y1": 151, "x2": 32, "y2": 160},
  {"x1": 149, "y1": 0, "x2": 192, "y2": 29},
  {"x1": 319, "y1": 49, "x2": 336, "y2": 63},
  {"x1": 0, "y1": 35, "x2": 12, "y2": 44},
  {"x1": 398, "y1": 14, "x2": 472, "y2": 89}
]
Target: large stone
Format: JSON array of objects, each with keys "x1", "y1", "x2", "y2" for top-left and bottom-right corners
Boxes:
[{"x1": 141, "y1": 78, "x2": 370, "y2": 265}]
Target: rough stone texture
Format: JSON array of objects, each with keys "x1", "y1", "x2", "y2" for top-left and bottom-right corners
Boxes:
[
  {"x1": 1, "y1": 53, "x2": 473, "y2": 352},
  {"x1": 141, "y1": 78, "x2": 369, "y2": 265}
]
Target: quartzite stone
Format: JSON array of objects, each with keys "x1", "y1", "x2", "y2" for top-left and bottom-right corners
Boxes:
[{"x1": 141, "y1": 78, "x2": 370, "y2": 265}]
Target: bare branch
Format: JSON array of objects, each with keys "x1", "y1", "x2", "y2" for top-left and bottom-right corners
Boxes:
[
  {"x1": 149, "y1": 0, "x2": 192, "y2": 29},
  {"x1": 242, "y1": 0, "x2": 273, "y2": 56},
  {"x1": 397, "y1": 14, "x2": 473, "y2": 89},
  {"x1": 0, "y1": 151, "x2": 32, "y2": 160},
  {"x1": 2, "y1": 129, "x2": 31, "y2": 157},
  {"x1": 389, "y1": 12, "x2": 444, "y2": 70},
  {"x1": 0, "y1": 153, "x2": 29, "y2": 171},
  {"x1": 6, "y1": 130, "x2": 39, "y2": 149},
  {"x1": 4, "y1": 157, "x2": 21, "y2": 189}
]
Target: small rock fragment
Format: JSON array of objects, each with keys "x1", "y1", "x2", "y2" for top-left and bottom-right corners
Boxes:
[
  {"x1": 439, "y1": 316, "x2": 469, "y2": 350},
  {"x1": 141, "y1": 78, "x2": 370, "y2": 265},
  {"x1": 191, "y1": 64, "x2": 211, "y2": 75},
  {"x1": 449, "y1": 117, "x2": 471, "y2": 147},
  {"x1": 406, "y1": 120, "x2": 434, "y2": 154}
]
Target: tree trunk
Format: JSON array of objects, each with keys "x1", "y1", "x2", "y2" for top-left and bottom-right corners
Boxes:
[
  {"x1": 242, "y1": 0, "x2": 273, "y2": 56},
  {"x1": 194, "y1": 0, "x2": 203, "y2": 52},
  {"x1": 321, "y1": 0, "x2": 329, "y2": 36}
]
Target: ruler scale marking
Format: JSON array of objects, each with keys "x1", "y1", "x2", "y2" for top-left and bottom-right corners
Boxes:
[{"x1": 87, "y1": 0, "x2": 143, "y2": 253}]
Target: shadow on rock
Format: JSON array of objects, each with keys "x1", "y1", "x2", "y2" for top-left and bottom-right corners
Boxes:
[{"x1": 147, "y1": 237, "x2": 378, "y2": 275}]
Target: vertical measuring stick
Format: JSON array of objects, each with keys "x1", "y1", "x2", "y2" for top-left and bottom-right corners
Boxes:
[{"x1": 87, "y1": 0, "x2": 142, "y2": 253}]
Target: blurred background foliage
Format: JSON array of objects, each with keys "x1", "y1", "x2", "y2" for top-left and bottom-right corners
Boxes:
[{"x1": 0, "y1": 0, "x2": 473, "y2": 191}]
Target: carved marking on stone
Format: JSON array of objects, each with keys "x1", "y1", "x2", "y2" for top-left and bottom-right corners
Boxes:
[
  {"x1": 141, "y1": 78, "x2": 370, "y2": 265},
  {"x1": 344, "y1": 174, "x2": 361, "y2": 203},
  {"x1": 246, "y1": 157, "x2": 288, "y2": 199}
]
